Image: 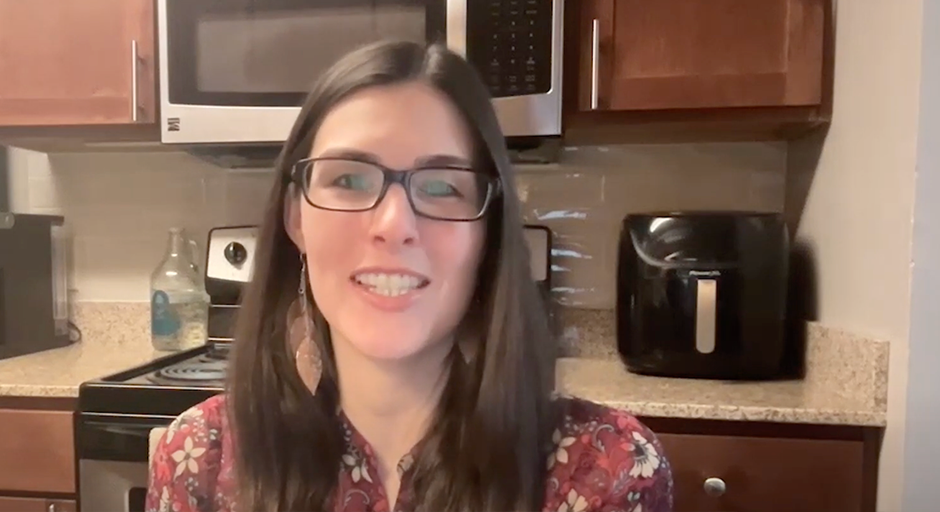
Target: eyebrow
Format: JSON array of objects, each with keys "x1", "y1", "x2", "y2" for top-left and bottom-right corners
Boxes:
[
  {"x1": 415, "y1": 154, "x2": 472, "y2": 168},
  {"x1": 315, "y1": 148, "x2": 378, "y2": 162},
  {"x1": 314, "y1": 148, "x2": 472, "y2": 169}
]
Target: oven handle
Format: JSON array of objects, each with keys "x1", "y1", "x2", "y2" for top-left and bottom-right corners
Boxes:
[
  {"x1": 97, "y1": 425, "x2": 162, "y2": 438},
  {"x1": 81, "y1": 413, "x2": 177, "y2": 436}
]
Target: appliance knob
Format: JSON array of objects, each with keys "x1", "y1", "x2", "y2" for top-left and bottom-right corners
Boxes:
[
  {"x1": 703, "y1": 477, "x2": 727, "y2": 497},
  {"x1": 224, "y1": 242, "x2": 248, "y2": 265}
]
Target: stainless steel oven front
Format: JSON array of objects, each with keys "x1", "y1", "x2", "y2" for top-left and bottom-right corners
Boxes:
[
  {"x1": 77, "y1": 413, "x2": 175, "y2": 512},
  {"x1": 157, "y1": 0, "x2": 564, "y2": 145}
]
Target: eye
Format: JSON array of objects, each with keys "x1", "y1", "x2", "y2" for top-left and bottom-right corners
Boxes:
[
  {"x1": 333, "y1": 173, "x2": 373, "y2": 191},
  {"x1": 419, "y1": 179, "x2": 460, "y2": 197}
]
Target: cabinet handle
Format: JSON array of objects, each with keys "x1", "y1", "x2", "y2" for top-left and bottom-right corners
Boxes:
[
  {"x1": 703, "y1": 477, "x2": 727, "y2": 497},
  {"x1": 131, "y1": 40, "x2": 141, "y2": 122},
  {"x1": 590, "y1": 18, "x2": 600, "y2": 109},
  {"x1": 47, "y1": 503, "x2": 56, "y2": 512}
]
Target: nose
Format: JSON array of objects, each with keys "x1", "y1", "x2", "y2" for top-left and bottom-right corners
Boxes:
[{"x1": 368, "y1": 183, "x2": 419, "y2": 248}]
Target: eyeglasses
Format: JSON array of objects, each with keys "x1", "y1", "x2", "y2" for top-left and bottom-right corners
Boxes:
[{"x1": 290, "y1": 157, "x2": 501, "y2": 221}]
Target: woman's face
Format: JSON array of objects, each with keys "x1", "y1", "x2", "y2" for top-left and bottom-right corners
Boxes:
[{"x1": 288, "y1": 82, "x2": 486, "y2": 362}]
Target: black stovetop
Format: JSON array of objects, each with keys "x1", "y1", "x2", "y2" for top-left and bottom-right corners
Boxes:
[{"x1": 78, "y1": 343, "x2": 229, "y2": 417}]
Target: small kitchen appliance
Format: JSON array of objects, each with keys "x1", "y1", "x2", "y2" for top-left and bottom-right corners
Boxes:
[
  {"x1": 616, "y1": 211, "x2": 789, "y2": 380},
  {"x1": 76, "y1": 223, "x2": 552, "y2": 512},
  {"x1": 0, "y1": 212, "x2": 70, "y2": 360},
  {"x1": 156, "y1": 0, "x2": 564, "y2": 152}
]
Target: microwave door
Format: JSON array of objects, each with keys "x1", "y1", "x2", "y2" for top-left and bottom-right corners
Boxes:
[{"x1": 157, "y1": 0, "x2": 448, "y2": 144}]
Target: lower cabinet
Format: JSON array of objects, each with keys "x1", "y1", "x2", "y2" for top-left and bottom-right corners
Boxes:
[
  {"x1": 0, "y1": 497, "x2": 76, "y2": 512},
  {"x1": 644, "y1": 417, "x2": 880, "y2": 512},
  {"x1": 0, "y1": 396, "x2": 883, "y2": 512},
  {"x1": 0, "y1": 408, "x2": 75, "y2": 494},
  {"x1": 0, "y1": 399, "x2": 78, "y2": 512},
  {"x1": 660, "y1": 433, "x2": 865, "y2": 512}
]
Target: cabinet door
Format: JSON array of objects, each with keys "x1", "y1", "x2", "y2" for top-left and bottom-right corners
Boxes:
[
  {"x1": 658, "y1": 433, "x2": 864, "y2": 512},
  {"x1": 0, "y1": 497, "x2": 75, "y2": 512},
  {"x1": 0, "y1": 0, "x2": 155, "y2": 127},
  {"x1": 0, "y1": 409, "x2": 75, "y2": 493},
  {"x1": 577, "y1": 0, "x2": 825, "y2": 112}
]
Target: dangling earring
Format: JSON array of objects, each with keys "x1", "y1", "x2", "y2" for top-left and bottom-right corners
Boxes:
[
  {"x1": 295, "y1": 254, "x2": 322, "y2": 395},
  {"x1": 457, "y1": 335, "x2": 475, "y2": 364}
]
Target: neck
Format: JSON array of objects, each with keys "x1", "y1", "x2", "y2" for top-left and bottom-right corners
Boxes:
[{"x1": 331, "y1": 332, "x2": 452, "y2": 473}]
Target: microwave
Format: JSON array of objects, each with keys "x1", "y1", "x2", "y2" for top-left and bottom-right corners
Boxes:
[{"x1": 156, "y1": 0, "x2": 564, "y2": 146}]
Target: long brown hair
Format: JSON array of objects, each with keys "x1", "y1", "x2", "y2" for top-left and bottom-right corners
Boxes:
[{"x1": 227, "y1": 40, "x2": 557, "y2": 512}]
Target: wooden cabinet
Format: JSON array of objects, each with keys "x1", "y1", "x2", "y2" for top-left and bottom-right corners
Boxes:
[
  {"x1": 644, "y1": 417, "x2": 880, "y2": 512},
  {"x1": 0, "y1": 0, "x2": 156, "y2": 128},
  {"x1": 0, "y1": 394, "x2": 879, "y2": 511},
  {"x1": 564, "y1": 0, "x2": 833, "y2": 142},
  {"x1": 0, "y1": 398, "x2": 78, "y2": 511},
  {"x1": 0, "y1": 408, "x2": 75, "y2": 493},
  {"x1": 0, "y1": 497, "x2": 75, "y2": 512},
  {"x1": 660, "y1": 433, "x2": 864, "y2": 512}
]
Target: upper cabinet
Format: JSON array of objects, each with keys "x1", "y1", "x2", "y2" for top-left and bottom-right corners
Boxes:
[
  {"x1": 0, "y1": 0, "x2": 156, "y2": 129},
  {"x1": 564, "y1": 0, "x2": 832, "y2": 142},
  {"x1": 0, "y1": 0, "x2": 832, "y2": 146}
]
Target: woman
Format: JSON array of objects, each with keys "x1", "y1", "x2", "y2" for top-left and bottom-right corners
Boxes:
[{"x1": 147, "y1": 40, "x2": 673, "y2": 512}]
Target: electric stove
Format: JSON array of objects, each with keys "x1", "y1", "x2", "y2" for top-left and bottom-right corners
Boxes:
[
  {"x1": 78, "y1": 342, "x2": 229, "y2": 417},
  {"x1": 76, "y1": 226, "x2": 256, "y2": 512}
]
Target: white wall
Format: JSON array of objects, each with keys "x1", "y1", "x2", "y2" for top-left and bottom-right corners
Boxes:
[
  {"x1": 788, "y1": 0, "x2": 925, "y2": 509},
  {"x1": 6, "y1": 143, "x2": 786, "y2": 307},
  {"x1": 903, "y1": 0, "x2": 940, "y2": 507}
]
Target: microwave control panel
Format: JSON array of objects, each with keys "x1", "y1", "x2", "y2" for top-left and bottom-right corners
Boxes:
[{"x1": 469, "y1": 0, "x2": 555, "y2": 98}]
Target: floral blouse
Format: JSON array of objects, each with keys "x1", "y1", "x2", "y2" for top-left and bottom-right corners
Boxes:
[{"x1": 146, "y1": 394, "x2": 673, "y2": 512}]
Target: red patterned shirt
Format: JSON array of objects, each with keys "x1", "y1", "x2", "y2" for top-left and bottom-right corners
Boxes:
[{"x1": 146, "y1": 394, "x2": 673, "y2": 512}]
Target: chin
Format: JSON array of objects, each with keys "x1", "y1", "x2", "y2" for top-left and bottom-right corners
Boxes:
[{"x1": 342, "y1": 323, "x2": 438, "y2": 361}]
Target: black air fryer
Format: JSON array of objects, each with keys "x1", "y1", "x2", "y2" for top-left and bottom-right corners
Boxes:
[{"x1": 616, "y1": 212, "x2": 789, "y2": 380}]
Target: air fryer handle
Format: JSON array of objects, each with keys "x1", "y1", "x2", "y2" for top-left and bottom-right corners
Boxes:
[{"x1": 695, "y1": 279, "x2": 717, "y2": 354}]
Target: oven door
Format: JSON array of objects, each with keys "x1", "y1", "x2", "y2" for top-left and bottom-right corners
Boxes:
[
  {"x1": 157, "y1": 0, "x2": 447, "y2": 144},
  {"x1": 77, "y1": 413, "x2": 176, "y2": 512}
]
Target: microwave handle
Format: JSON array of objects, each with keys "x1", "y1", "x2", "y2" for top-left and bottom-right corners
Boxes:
[{"x1": 591, "y1": 19, "x2": 600, "y2": 109}]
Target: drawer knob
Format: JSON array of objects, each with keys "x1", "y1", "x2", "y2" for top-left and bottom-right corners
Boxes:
[{"x1": 703, "y1": 477, "x2": 727, "y2": 497}]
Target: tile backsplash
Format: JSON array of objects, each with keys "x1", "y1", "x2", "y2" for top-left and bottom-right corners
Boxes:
[{"x1": 6, "y1": 142, "x2": 786, "y2": 307}]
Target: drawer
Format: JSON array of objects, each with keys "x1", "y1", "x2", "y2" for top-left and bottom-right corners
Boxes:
[
  {"x1": 658, "y1": 433, "x2": 865, "y2": 512},
  {"x1": 0, "y1": 496, "x2": 75, "y2": 512},
  {"x1": 0, "y1": 409, "x2": 75, "y2": 493}
]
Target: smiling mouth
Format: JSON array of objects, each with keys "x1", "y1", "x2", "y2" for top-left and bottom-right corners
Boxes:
[{"x1": 351, "y1": 272, "x2": 431, "y2": 297}]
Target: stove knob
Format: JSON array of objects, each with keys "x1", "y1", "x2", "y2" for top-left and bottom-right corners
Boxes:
[{"x1": 224, "y1": 242, "x2": 248, "y2": 265}]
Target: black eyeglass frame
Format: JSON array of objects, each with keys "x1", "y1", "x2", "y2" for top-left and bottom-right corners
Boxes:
[{"x1": 290, "y1": 156, "x2": 502, "y2": 222}]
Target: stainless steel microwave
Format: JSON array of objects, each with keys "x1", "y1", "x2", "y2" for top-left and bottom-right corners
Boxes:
[{"x1": 156, "y1": 0, "x2": 564, "y2": 146}]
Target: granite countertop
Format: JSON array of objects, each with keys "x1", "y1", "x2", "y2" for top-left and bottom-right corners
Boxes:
[
  {"x1": 0, "y1": 304, "x2": 889, "y2": 427},
  {"x1": 556, "y1": 358, "x2": 886, "y2": 427},
  {"x1": 554, "y1": 310, "x2": 889, "y2": 427},
  {"x1": 0, "y1": 338, "x2": 163, "y2": 397},
  {"x1": 0, "y1": 303, "x2": 164, "y2": 398}
]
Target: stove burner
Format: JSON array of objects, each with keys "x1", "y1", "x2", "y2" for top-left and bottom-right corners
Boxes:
[{"x1": 147, "y1": 360, "x2": 227, "y2": 387}]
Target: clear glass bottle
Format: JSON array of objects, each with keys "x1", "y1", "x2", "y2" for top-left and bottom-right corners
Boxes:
[{"x1": 150, "y1": 227, "x2": 209, "y2": 351}]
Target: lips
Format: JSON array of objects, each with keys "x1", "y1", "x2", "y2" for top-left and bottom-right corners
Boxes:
[{"x1": 351, "y1": 270, "x2": 430, "y2": 297}]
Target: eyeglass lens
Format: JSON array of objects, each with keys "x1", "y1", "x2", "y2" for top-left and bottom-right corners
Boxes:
[{"x1": 300, "y1": 159, "x2": 492, "y2": 220}]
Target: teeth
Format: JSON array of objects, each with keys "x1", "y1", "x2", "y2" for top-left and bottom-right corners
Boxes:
[{"x1": 354, "y1": 273, "x2": 424, "y2": 297}]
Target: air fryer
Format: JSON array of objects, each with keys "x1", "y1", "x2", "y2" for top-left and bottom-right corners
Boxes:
[{"x1": 616, "y1": 212, "x2": 789, "y2": 380}]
